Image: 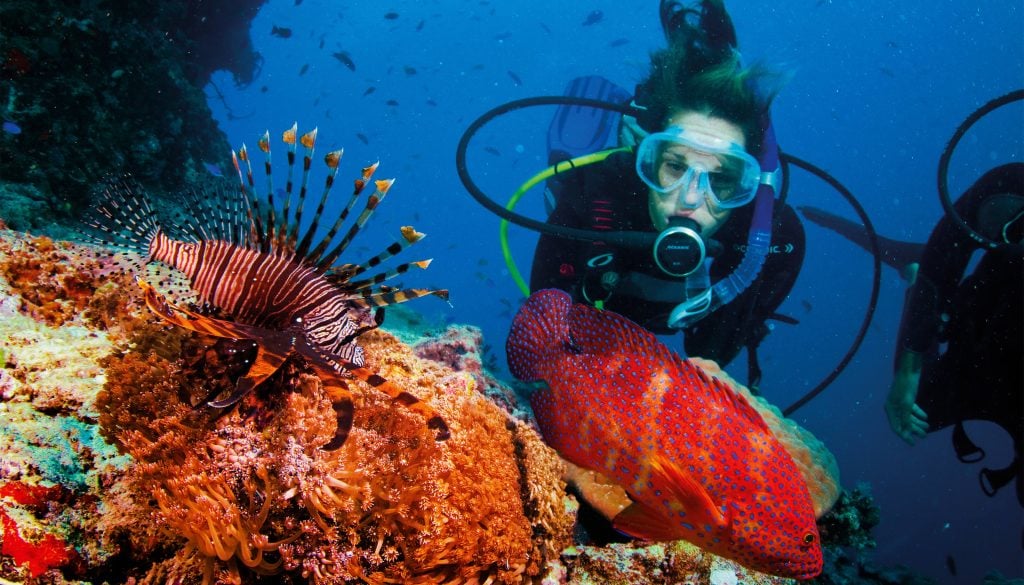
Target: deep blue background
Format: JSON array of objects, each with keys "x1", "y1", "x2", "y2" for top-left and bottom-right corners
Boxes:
[{"x1": 204, "y1": 1, "x2": 1023, "y2": 581}]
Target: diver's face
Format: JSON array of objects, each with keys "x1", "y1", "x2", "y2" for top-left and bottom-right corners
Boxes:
[{"x1": 647, "y1": 111, "x2": 747, "y2": 237}]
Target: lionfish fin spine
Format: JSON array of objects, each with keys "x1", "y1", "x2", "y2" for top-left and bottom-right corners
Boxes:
[
  {"x1": 295, "y1": 149, "x2": 343, "y2": 258},
  {"x1": 349, "y1": 287, "x2": 450, "y2": 309},
  {"x1": 290, "y1": 127, "x2": 318, "y2": 250},
  {"x1": 341, "y1": 364, "x2": 450, "y2": 441},
  {"x1": 340, "y1": 258, "x2": 433, "y2": 292},
  {"x1": 317, "y1": 179, "x2": 395, "y2": 270}
]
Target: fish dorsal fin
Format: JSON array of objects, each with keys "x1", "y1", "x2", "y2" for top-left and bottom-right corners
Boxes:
[
  {"x1": 685, "y1": 360, "x2": 771, "y2": 434},
  {"x1": 613, "y1": 455, "x2": 728, "y2": 541}
]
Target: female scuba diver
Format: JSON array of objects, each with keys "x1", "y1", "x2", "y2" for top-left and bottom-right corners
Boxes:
[{"x1": 530, "y1": 0, "x2": 804, "y2": 390}]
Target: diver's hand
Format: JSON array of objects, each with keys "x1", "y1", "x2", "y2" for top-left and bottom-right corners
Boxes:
[{"x1": 885, "y1": 362, "x2": 928, "y2": 445}]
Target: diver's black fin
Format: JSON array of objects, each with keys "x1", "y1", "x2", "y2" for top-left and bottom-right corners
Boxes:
[
  {"x1": 545, "y1": 75, "x2": 630, "y2": 214},
  {"x1": 547, "y1": 75, "x2": 630, "y2": 166},
  {"x1": 799, "y1": 205, "x2": 926, "y2": 273},
  {"x1": 660, "y1": 0, "x2": 737, "y2": 54}
]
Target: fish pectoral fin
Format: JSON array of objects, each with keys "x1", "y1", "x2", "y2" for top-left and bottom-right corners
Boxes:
[
  {"x1": 649, "y1": 455, "x2": 729, "y2": 531},
  {"x1": 612, "y1": 500, "x2": 682, "y2": 542}
]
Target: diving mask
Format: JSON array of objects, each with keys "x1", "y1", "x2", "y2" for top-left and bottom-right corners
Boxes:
[{"x1": 635, "y1": 127, "x2": 761, "y2": 209}]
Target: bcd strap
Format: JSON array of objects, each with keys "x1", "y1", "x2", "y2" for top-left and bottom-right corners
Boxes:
[{"x1": 952, "y1": 421, "x2": 986, "y2": 463}]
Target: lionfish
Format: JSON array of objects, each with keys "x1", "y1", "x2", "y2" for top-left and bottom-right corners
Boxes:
[{"x1": 88, "y1": 123, "x2": 450, "y2": 449}]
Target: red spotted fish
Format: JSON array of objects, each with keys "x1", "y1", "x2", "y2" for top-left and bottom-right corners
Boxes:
[{"x1": 506, "y1": 289, "x2": 822, "y2": 579}]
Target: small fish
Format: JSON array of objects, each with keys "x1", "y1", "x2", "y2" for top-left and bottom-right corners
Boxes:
[
  {"x1": 2, "y1": 120, "x2": 21, "y2": 135},
  {"x1": 801, "y1": 299, "x2": 812, "y2": 313},
  {"x1": 355, "y1": 132, "x2": 369, "y2": 145},
  {"x1": 483, "y1": 146, "x2": 500, "y2": 156},
  {"x1": 271, "y1": 25, "x2": 292, "y2": 38},
  {"x1": 539, "y1": 22, "x2": 552, "y2": 34},
  {"x1": 945, "y1": 554, "x2": 957, "y2": 576},
  {"x1": 384, "y1": 11, "x2": 399, "y2": 20},
  {"x1": 299, "y1": 63, "x2": 309, "y2": 76},
  {"x1": 362, "y1": 86, "x2": 376, "y2": 96},
  {"x1": 507, "y1": 70, "x2": 522, "y2": 87},
  {"x1": 581, "y1": 9, "x2": 603, "y2": 26},
  {"x1": 260, "y1": 85, "x2": 269, "y2": 93},
  {"x1": 319, "y1": 37, "x2": 325, "y2": 49},
  {"x1": 471, "y1": 63, "x2": 486, "y2": 71},
  {"x1": 333, "y1": 51, "x2": 356, "y2": 71},
  {"x1": 507, "y1": 290, "x2": 823, "y2": 579},
  {"x1": 295, "y1": 0, "x2": 302, "y2": 5},
  {"x1": 609, "y1": 38, "x2": 630, "y2": 47},
  {"x1": 416, "y1": 19, "x2": 425, "y2": 31},
  {"x1": 202, "y1": 162, "x2": 223, "y2": 177},
  {"x1": 386, "y1": 100, "x2": 399, "y2": 106},
  {"x1": 879, "y1": 67, "x2": 895, "y2": 78},
  {"x1": 425, "y1": 98, "x2": 438, "y2": 107},
  {"x1": 403, "y1": 66, "x2": 417, "y2": 76}
]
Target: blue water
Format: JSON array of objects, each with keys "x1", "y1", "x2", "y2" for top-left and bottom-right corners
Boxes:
[{"x1": 205, "y1": 1, "x2": 1023, "y2": 581}]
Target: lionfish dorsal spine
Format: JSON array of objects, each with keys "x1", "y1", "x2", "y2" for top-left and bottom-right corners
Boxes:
[
  {"x1": 289, "y1": 127, "x2": 318, "y2": 251},
  {"x1": 316, "y1": 178, "x2": 394, "y2": 270},
  {"x1": 257, "y1": 130, "x2": 279, "y2": 252},
  {"x1": 278, "y1": 122, "x2": 301, "y2": 250},
  {"x1": 305, "y1": 161, "x2": 378, "y2": 266},
  {"x1": 295, "y1": 149, "x2": 343, "y2": 259},
  {"x1": 234, "y1": 145, "x2": 268, "y2": 251}
]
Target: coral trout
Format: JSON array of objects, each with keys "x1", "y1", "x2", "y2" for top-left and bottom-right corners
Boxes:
[{"x1": 506, "y1": 289, "x2": 822, "y2": 579}]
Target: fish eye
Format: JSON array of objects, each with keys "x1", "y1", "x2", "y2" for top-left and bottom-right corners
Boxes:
[{"x1": 802, "y1": 532, "x2": 816, "y2": 546}]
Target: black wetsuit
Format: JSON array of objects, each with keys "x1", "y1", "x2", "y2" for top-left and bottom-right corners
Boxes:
[
  {"x1": 530, "y1": 150, "x2": 805, "y2": 372},
  {"x1": 897, "y1": 163, "x2": 1024, "y2": 504}
]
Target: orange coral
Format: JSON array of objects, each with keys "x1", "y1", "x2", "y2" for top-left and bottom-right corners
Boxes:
[
  {"x1": 0, "y1": 232, "x2": 141, "y2": 329},
  {"x1": 96, "y1": 325, "x2": 575, "y2": 584}
]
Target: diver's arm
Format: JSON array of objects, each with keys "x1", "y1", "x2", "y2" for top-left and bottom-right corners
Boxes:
[{"x1": 885, "y1": 349, "x2": 929, "y2": 445}]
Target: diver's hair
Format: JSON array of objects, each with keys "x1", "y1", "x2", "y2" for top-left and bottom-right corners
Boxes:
[{"x1": 639, "y1": 42, "x2": 788, "y2": 155}]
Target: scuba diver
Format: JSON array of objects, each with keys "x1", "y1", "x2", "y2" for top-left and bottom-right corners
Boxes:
[
  {"x1": 804, "y1": 162, "x2": 1024, "y2": 506},
  {"x1": 530, "y1": 0, "x2": 803, "y2": 391}
]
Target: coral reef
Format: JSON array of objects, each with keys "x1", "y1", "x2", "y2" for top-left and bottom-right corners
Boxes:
[
  {"x1": 0, "y1": 227, "x2": 577, "y2": 584},
  {"x1": 0, "y1": 225, "x2": 922, "y2": 585},
  {"x1": 0, "y1": 0, "x2": 266, "y2": 231},
  {"x1": 554, "y1": 540, "x2": 794, "y2": 585}
]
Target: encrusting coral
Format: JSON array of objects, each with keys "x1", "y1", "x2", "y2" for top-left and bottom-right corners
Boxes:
[{"x1": 97, "y1": 325, "x2": 576, "y2": 585}]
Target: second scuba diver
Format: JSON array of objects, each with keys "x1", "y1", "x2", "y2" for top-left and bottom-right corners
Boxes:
[{"x1": 530, "y1": 0, "x2": 804, "y2": 391}]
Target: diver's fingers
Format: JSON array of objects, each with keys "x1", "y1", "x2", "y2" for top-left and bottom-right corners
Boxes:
[{"x1": 911, "y1": 403, "x2": 928, "y2": 422}]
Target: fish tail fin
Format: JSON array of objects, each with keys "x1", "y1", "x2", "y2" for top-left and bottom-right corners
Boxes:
[{"x1": 507, "y1": 289, "x2": 574, "y2": 381}]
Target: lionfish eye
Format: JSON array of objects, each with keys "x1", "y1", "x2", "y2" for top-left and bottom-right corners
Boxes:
[{"x1": 802, "y1": 532, "x2": 816, "y2": 546}]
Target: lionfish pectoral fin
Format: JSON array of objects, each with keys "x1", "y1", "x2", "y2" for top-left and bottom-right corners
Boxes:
[
  {"x1": 139, "y1": 278, "x2": 274, "y2": 341},
  {"x1": 208, "y1": 340, "x2": 293, "y2": 408},
  {"x1": 343, "y1": 364, "x2": 450, "y2": 441},
  {"x1": 138, "y1": 279, "x2": 296, "y2": 407},
  {"x1": 309, "y1": 363, "x2": 355, "y2": 450}
]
